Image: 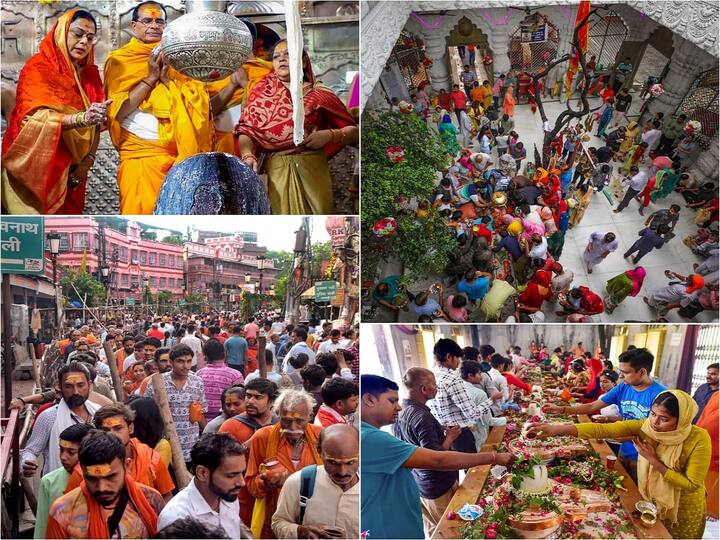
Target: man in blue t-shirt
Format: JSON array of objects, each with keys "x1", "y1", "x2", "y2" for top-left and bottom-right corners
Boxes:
[
  {"x1": 361, "y1": 375, "x2": 514, "y2": 539},
  {"x1": 457, "y1": 270, "x2": 492, "y2": 303},
  {"x1": 545, "y1": 347, "x2": 666, "y2": 482},
  {"x1": 223, "y1": 325, "x2": 248, "y2": 371}
]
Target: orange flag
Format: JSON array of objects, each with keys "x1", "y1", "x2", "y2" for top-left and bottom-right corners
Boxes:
[
  {"x1": 79, "y1": 248, "x2": 88, "y2": 274},
  {"x1": 564, "y1": 0, "x2": 591, "y2": 98}
]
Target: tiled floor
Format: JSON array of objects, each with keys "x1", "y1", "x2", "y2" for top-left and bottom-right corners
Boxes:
[{"x1": 371, "y1": 94, "x2": 718, "y2": 323}]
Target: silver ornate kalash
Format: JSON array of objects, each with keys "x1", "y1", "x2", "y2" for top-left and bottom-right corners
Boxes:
[{"x1": 161, "y1": 0, "x2": 253, "y2": 82}]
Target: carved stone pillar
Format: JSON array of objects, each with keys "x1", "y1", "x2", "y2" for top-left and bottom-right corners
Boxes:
[
  {"x1": 688, "y1": 134, "x2": 719, "y2": 182},
  {"x1": 652, "y1": 37, "x2": 711, "y2": 115},
  {"x1": 424, "y1": 32, "x2": 451, "y2": 89},
  {"x1": 489, "y1": 26, "x2": 511, "y2": 77}
]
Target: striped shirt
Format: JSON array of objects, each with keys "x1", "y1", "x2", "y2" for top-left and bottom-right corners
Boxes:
[
  {"x1": 196, "y1": 363, "x2": 244, "y2": 420},
  {"x1": 430, "y1": 365, "x2": 494, "y2": 428}
]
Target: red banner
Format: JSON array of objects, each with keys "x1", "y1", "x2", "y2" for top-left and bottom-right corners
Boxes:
[{"x1": 564, "y1": 0, "x2": 591, "y2": 98}]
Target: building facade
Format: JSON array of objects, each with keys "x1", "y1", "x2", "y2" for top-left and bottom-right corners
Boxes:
[{"x1": 44, "y1": 217, "x2": 185, "y2": 301}]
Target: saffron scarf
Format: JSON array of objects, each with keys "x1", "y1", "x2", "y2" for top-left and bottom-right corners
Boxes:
[
  {"x1": 65, "y1": 438, "x2": 155, "y2": 493},
  {"x1": 2, "y1": 9, "x2": 104, "y2": 214},
  {"x1": 638, "y1": 390, "x2": 698, "y2": 525},
  {"x1": 250, "y1": 423, "x2": 322, "y2": 537},
  {"x1": 81, "y1": 474, "x2": 158, "y2": 538},
  {"x1": 104, "y1": 37, "x2": 212, "y2": 161}
]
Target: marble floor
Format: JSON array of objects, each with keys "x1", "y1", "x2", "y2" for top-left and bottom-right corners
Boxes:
[{"x1": 370, "y1": 93, "x2": 718, "y2": 323}]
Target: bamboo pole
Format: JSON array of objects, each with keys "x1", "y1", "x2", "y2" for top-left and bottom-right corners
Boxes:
[
  {"x1": 29, "y1": 344, "x2": 41, "y2": 391},
  {"x1": 258, "y1": 331, "x2": 267, "y2": 380},
  {"x1": 102, "y1": 341, "x2": 123, "y2": 402},
  {"x1": 150, "y1": 373, "x2": 191, "y2": 489}
]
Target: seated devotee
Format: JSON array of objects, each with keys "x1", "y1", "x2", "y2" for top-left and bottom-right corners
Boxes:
[
  {"x1": 272, "y1": 424, "x2": 359, "y2": 539},
  {"x1": 236, "y1": 40, "x2": 358, "y2": 214},
  {"x1": 46, "y1": 430, "x2": 165, "y2": 539},
  {"x1": 529, "y1": 390, "x2": 711, "y2": 539},
  {"x1": 2, "y1": 8, "x2": 107, "y2": 214},
  {"x1": 244, "y1": 389, "x2": 324, "y2": 538}
]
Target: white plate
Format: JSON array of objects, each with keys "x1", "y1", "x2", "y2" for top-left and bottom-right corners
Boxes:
[{"x1": 457, "y1": 503, "x2": 484, "y2": 521}]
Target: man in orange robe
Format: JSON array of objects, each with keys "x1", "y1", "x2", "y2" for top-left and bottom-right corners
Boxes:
[
  {"x1": 104, "y1": 1, "x2": 264, "y2": 214},
  {"x1": 245, "y1": 390, "x2": 323, "y2": 539}
]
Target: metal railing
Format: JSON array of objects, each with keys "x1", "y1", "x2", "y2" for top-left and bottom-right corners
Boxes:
[{"x1": 1, "y1": 408, "x2": 21, "y2": 538}]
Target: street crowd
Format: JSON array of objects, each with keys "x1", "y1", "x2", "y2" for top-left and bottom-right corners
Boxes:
[{"x1": 14, "y1": 311, "x2": 360, "y2": 539}]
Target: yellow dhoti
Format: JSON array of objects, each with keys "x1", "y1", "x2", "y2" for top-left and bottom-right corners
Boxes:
[
  {"x1": 264, "y1": 151, "x2": 333, "y2": 215},
  {"x1": 116, "y1": 130, "x2": 177, "y2": 214},
  {"x1": 105, "y1": 37, "x2": 213, "y2": 214}
]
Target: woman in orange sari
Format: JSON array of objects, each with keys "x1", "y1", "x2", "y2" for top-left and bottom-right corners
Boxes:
[
  {"x1": 2, "y1": 9, "x2": 109, "y2": 214},
  {"x1": 235, "y1": 40, "x2": 358, "y2": 215},
  {"x1": 503, "y1": 84, "x2": 516, "y2": 117}
]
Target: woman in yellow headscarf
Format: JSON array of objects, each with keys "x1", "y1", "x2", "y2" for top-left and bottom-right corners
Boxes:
[
  {"x1": 617, "y1": 120, "x2": 639, "y2": 160},
  {"x1": 527, "y1": 390, "x2": 711, "y2": 538}
]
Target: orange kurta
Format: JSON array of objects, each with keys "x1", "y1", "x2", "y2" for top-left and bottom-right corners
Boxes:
[
  {"x1": 696, "y1": 391, "x2": 719, "y2": 518},
  {"x1": 245, "y1": 424, "x2": 323, "y2": 539}
]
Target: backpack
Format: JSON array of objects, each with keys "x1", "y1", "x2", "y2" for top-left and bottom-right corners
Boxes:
[{"x1": 299, "y1": 464, "x2": 318, "y2": 523}]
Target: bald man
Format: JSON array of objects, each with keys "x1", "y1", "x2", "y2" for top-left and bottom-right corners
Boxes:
[
  {"x1": 272, "y1": 424, "x2": 359, "y2": 538},
  {"x1": 393, "y1": 367, "x2": 462, "y2": 536}
]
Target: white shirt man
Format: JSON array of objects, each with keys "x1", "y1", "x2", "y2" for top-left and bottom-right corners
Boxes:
[
  {"x1": 157, "y1": 477, "x2": 241, "y2": 538},
  {"x1": 271, "y1": 465, "x2": 359, "y2": 539},
  {"x1": 641, "y1": 127, "x2": 662, "y2": 154},
  {"x1": 181, "y1": 330, "x2": 204, "y2": 368},
  {"x1": 628, "y1": 170, "x2": 649, "y2": 192},
  {"x1": 285, "y1": 341, "x2": 316, "y2": 374},
  {"x1": 317, "y1": 333, "x2": 344, "y2": 355}
]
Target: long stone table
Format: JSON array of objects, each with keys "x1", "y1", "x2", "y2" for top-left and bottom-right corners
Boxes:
[{"x1": 432, "y1": 416, "x2": 671, "y2": 539}]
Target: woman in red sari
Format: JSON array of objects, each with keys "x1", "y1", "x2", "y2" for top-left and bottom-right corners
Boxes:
[
  {"x1": 2, "y1": 9, "x2": 109, "y2": 214},
  {"x1": 235, "y1": 40, "x2": 358, "y2": 214}
]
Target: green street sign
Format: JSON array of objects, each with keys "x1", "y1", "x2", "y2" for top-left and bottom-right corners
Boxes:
[
  {"x1": 178, "y1": 299, "x2": 186, "y2": 305},
  {"x1": 1, "y1": 217, "x2": 45, "y2": 275},
  {"x1": 314, "y1": 281, "x2": 338, "y2": 303},
  {"x1": 126, "y1": 298, "x2": 136, "y2": 306}
]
